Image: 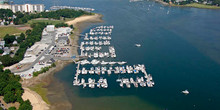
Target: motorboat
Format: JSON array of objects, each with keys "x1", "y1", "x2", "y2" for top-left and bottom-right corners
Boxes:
[
  {"x1": 91, "y1": 59, "x2": 100, "y2": 65},
  {"x1": 182, "y1": 90, "x2": 189, "y2": 95},
  {"x1": 135, "y1": 44, "x2": 141, "y2": 47}
]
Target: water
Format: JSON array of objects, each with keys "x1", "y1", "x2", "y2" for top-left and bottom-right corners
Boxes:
[{"x1": 13, "y1": 0, "x2": 220, "y2": 110}]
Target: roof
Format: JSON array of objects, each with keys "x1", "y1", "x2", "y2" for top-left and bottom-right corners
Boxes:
[
  {"x1": 58, "y1": 36, "x2": 68, "y2": 41},
  {"x1": 47, "y1": 25, "x2": 55, "y2": 28}
]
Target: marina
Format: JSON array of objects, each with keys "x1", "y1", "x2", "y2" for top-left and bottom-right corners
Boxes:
[
  {"x1": 50, "y1": 6, "x2": 95, "y2": 12},
  {"x1": 73, "y1": 25, "x2": 154, "y2": 88}
]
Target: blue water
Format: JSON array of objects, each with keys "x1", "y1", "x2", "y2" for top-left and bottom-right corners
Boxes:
[{"x1": 14, "y1": 0, "x2": 220, "y2": 110}]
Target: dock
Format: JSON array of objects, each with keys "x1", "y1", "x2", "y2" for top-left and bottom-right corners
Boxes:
[{"x1": 73, "y1": 25, "x2": 154, "y2": 88}]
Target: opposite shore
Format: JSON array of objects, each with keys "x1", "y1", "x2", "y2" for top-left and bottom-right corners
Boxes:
[
  {"x1": 155, "y1": 0, "x2": 220, "y2": 9},
  {"x1": 21, "y1": 14, "x2": 103, "y2": 110}
]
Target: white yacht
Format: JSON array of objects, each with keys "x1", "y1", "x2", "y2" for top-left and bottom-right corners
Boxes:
[
  {"x1": 135, "y1": 44, "x2": 141, "y2": 47},
  {"x1": 91, "y1": 59, "x2": 100, "y2": 65},
  {"x1": 182, "y1": 90, "x2": 189, "y2": 95},
  {"x1": 118, "y1": 61, "x2": 127, "y2": 65},
  {"x1": 101, "y1": 61, "x2": 108, "y2": 65}
]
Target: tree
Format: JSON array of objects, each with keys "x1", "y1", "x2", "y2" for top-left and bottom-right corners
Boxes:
[
  {"x1": 0, "y1": 49, "x2": 3, "y2": 54},
  {"x1": 3, "y1": 91, "x2": 16, "y2": 103},
  {"x1": 70, "y1": 25, "x2": 74, "y2": 29},
  {"x1": 19, "y1": 100, "x2": 32, "y2": 110},
  {"x1": 25, "y1": 29, "x2": 32, "y2": 36},
  {"x1": 17, "y1": 33, "x2": 25, "y2": 43},
  {"x1": 8, "y1": 107, "x2": 16, "y2": 110},
  {"x1": 4, "y1": 34, "x2": 16, "y2": 44},
  {"x1": 213, "y1": 0, "x2": 220, "y2": 5}
]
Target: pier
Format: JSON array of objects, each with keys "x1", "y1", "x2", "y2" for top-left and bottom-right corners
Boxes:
[{"x1": 50, "y1": 6, "x2": 95, "y2": 12}]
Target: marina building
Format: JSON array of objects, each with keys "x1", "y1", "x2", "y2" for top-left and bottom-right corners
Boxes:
[
  {"x1": 46, "y1": 25, "x2": 55, "y2": 32},
  {"x1": 58, "y1": 35, "x2": 69, "y2": 45}
]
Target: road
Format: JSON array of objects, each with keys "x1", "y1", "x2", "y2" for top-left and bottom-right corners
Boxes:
[{"x1": 12, "y1": 32, "x2": 57, "y2": 73}]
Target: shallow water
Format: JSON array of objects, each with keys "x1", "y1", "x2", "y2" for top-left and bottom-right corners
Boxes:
[{"x1": 14, "y1": 0, "x2": 220, "y2": 110}]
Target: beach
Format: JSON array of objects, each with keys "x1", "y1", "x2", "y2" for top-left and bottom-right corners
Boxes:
[
  {"x1": 21, "y1": 14, "x2": 103, "y2": 110},
  {"x1": 22, "y1": 88, "x2": 49, "y2": 110}
]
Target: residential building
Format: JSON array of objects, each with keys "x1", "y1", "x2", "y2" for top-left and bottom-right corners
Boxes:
[
  {"x1": 0, "y1": 41, "x2": 5, "y2": 48},
  {"x1": 11, "y1": 4, "x2": 44, "y2": 13},
  {"x1": 0, "y1": 0, "x2": 45, "y2": 13}
]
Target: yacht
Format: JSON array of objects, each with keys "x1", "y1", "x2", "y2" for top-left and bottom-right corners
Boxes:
[
  {"x1": 91, "y1": 59, "x2": 100, "y2": 65},
  {"x1": 101, "y1": 61, "x2": 108, "y2": 65},
  {"x1": 182, "y1": 90, "x2": 189, "y2": 95},
  {"x1": 118, "y1": 61, "x2": 127, "y2": 65},
  {"x1": 135, "y1": 44, "x2": 141, "y2": 47}
]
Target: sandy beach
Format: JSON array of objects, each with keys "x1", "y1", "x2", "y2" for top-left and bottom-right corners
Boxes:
[
  {"x1": 22, "y1": 88, "x2": 49, "y2": 110},
  {"x1": 20, "y1": 14, "x2": 103, "y2": 110},
  {"x1": 66, "y1": 14, "x2": 103, "y2": 27}
]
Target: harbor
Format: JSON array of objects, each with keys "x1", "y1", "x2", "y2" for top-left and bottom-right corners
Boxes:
[
  {"x1": 73, "y1": 25, "x2": 154, "y2": 88},
  {"x1": 50, "y1": 6, "x2": 95, "y2": 12}
]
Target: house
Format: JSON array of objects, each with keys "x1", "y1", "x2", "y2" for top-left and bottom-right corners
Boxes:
[
  {"x1": 13, "y1": 41, "x2": 18, "y2": 45},
  {"x1": 3, "y1": 47, "x2": 10, "y2": 55},
  {"x1": 10, "y1": 47, "x2": 15, "y2": 51},
  {"x1": 0, "y1": 41, "x2": 5, "y2": 47},
  {"x1": 15, "y1": 36, "x2": 20, "y2": 39},
  {"x1": 0, "y1": 22, "x2": 4, "y2": 25}
]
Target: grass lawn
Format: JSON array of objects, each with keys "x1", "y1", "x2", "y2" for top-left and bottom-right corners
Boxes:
[
  {"x1": 0, "y1": 27, "x2": 25, "y2": 38},
  {"x1": 29, "y1": 83, "x2": 50, "y2": 104},
  {"x1": 27, "y1": 19, "x2": 64, "y2": 25}
]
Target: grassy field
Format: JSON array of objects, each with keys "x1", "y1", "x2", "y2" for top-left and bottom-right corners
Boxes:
[
  {"x1": 27, "y1": 19, "x2": 64, "y2": 25},
  {"x1": 29, "y1": 83, "x2": 50, "y2": 104},
  {"x1": 0, "y1": 26, "x2": 25, "y2": 38}
]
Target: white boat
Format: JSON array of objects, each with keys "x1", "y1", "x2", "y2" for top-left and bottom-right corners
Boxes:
[
  {"x1": 118, "y1": 61, "x2": 127, "y2": 65},
  {"x1": 80, "y1": 60, "x2": 90, "y2": 65},
  {"x1": 91, "y1": 59, "x2": 100, "y2": 65},
  {"x1": 135, "y1": 44, "x2": 141, "y2": 47},
  {"x1": 182, "y1": 90, "x2": 189, "y2": 95},
  {"x1": 101, "y1": 61, "x2": 108, "y2": 65},
  {"x1": 109, "y1": 61, "x2": 116, "y2": 65}
]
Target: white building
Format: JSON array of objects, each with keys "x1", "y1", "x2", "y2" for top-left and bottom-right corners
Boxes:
[
  {"x1": 46, "y1": 25, "x2": 55, "y2": 32},
  {"x1": 0, "y1": 0, "x2": 44, "y2": 13},
  {"x1": 0, "y1": 3, "x2": 10, "y2": 9},
  {"x1": 11, "y1": 4, "x2": 44, "y2": 13}
]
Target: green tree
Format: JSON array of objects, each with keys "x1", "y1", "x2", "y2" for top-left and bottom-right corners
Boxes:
[
  {"x1": 4, "y1": 34, "x2": 16, "y2": 44},
  {"x1": 8, "y1": 107, "x2": 16, "y2": 110},
  {"x1": 0, "y1": 49, "x2": 4, "y2": 54},
  {"x1": 213, "y1": 0, "x2": 220, "y2": 5},
  {"x1": 19, "y1": 100, "x2": 32, "y2": 110},
  {"x1": 17, "y1": 33, "x2": 25, "y2": 43},
  {"x1": 3, "y1": 91, "x2": 16, "y2": 103}
]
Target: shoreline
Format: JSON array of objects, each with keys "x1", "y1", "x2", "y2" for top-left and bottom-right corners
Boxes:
[
  {"x1": 21, "y1": 14, "x2": 103, "y2": 110},
  {"x1": 155, "y1": 0, "x2": 220, "y2": 9}
]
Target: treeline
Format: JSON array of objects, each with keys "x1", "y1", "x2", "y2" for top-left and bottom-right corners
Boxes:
[
  {"x1": 33, "y1": 63, "x2": 56, "y2": 77},
  {"x1": 55, "y1": 23, "x2": 68, "y2": 28},
  {"x1": 0, "y1": 65, "x2": 32, "y2": 110},
  {"x1": 0, "y1": 22, "x2": 47, "y2": 66},
  {"x1": 13, "y1": 9, "x2": 92, "y2": 24}
]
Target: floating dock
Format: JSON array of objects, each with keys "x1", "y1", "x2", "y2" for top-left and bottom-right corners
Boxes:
[{"x1": 73, "y1": 25, "x2": 154, "y2": 88}]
